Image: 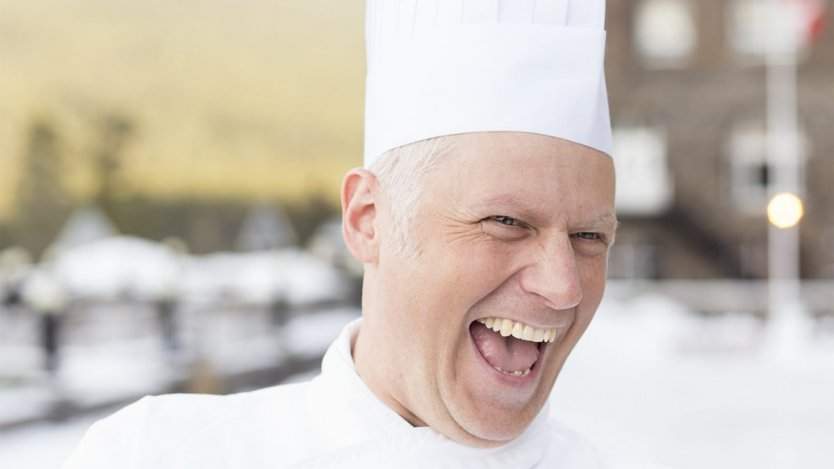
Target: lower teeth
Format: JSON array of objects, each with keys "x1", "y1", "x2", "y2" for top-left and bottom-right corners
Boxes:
[{"x1": 494, "y1": 366, "x2": 531, "y2": 377}]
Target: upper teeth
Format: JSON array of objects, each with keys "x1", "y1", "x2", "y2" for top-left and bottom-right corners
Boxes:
[{"x1": 476, "y1": 317, "x2": 559, "y2": 343}]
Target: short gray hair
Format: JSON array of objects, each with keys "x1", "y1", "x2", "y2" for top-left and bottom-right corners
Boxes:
[{"x1": 369, "y1": 136, "x2": 455, "y2": 256}]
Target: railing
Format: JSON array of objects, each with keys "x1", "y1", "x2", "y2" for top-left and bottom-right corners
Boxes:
[{"x1": 607, "y1": 279, "x2": 834, "y2": 316}]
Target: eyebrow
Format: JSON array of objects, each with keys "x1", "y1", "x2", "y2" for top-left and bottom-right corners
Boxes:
[
  {"x1": 584, "y1": 212, "x2": 619, "y2": 230},
  {"x1": 472, "y1": 194, "x2": 546, "y2": 223}
]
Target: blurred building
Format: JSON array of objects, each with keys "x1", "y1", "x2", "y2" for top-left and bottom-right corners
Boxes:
[{"x1": 606, "y1": 0, "x2": 834, "y2": 279}]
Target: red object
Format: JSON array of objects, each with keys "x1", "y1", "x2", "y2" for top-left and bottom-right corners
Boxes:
[{"x1": 791, "y1": 0, "x2": 828, "y2": 44}]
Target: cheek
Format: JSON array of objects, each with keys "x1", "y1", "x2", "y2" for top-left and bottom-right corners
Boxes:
[
  {"x1": 422, "y1": 234, "x2": 512, "y2": 292},
  {"x1": 576, "y1": 255, "x2": 608, "y2": 316},
  {"x1": 410, "y1": 241, "x2": 513, "y2": 356},
  {"x1": 579, "y1": 250, "x2": 608, "y2": 283}
]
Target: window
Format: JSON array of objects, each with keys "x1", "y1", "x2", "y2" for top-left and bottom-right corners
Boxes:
[
  {"x1": 727, "y1": 121, "x2": 807, "y2": 214},
  {"x1": 635, "y1": 0, "x2": 697, "y2": 68},
  {"x1": 729, "y1": 0, "x2": 811, "y2": 60},
  {"x1": 613, "y1": 126, "x2": 674, "y2": 216},
  {"x1": 609, "y1": 242, "x2": 660, "y2": 279},
  {"x1": 729, "y1": 0, "x2": 768, "y2": 58},
  {"x1": 729, "y1": 122, "x2": 769, "y2": 212}
]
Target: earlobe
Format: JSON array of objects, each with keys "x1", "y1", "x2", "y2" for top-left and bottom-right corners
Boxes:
[{"x1": 341, "y1": 168, "x2": 380, "y2": 264}]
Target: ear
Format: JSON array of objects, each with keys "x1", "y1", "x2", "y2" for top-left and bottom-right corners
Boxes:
[{"x1": 341, "y1": 168, "x2": 380, "y2": 264}]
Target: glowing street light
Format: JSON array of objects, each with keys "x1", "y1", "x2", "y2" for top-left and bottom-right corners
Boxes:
[{"x1": 767, "y1": 192, "x2": 805, "y2": 229}]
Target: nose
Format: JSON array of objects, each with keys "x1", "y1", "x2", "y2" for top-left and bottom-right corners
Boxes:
[{"x1": 518, "y1": 235, "x2": 583, "y2": 310}]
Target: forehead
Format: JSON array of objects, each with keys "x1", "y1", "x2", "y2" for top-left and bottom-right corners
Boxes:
[{"x1": 428, "y1": 132, "x2": 616, "y2": 225}]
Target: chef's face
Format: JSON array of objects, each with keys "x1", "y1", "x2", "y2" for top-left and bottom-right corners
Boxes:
[{"x1": 354, "y1": 132, "x2": 616, "y2": 447}]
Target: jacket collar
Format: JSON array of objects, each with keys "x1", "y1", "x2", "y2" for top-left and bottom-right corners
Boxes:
[{"x1": 302, "y1": 318, "x2": 553, "y2": 468}]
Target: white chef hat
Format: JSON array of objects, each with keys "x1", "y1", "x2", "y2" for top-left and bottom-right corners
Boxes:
[{"x1": 364, "y1": 0, "x2": 613, "y2": 167}]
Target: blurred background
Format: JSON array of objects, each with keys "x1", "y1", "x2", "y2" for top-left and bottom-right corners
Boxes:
[{"x1": 0, "y1": 1, "x2": 832, "y2": 468}]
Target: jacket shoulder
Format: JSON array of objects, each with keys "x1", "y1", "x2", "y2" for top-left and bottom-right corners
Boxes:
[{"x1": 62, "y1": 382, "x2": 310, "y2": 469}]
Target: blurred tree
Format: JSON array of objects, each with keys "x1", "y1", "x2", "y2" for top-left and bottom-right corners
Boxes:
[
  {"x1": 107, "y1": 195, "x2": 338, "y2": 254},
  {"x1": 12, "y1": 117, "x2": 71, "y2": 258},
  {"x1": 236, "y1": 204, "x2": 298, "y2": 252},
  {"x1": 0, "y1": 223, "x2": 11, "y2": 250},
  {"x1": 285, "y1": 193, "x2": 339, "y2": 246},
  {"x1": 92, "y1": 113, "x2": 134, "y2": 220},
  {"x1": 109, "y1": 196, "x2": 248, "y2": 253}
]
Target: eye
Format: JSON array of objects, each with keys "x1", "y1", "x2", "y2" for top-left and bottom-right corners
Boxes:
[
  {"x1": 490, "y1": 215, "x2": 522, "y2": 227},
  {"x1": 571, "y1": 232, "x2": 610, "y2": 256},
  {"x1": 572, "y1": 232, "x2": 603, "y2": 242},
  {"x1": 480, "y1": 215, "x2": 530, "y2": 241}
]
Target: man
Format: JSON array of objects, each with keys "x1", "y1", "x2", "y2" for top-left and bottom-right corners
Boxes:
[{"x1": 64, "y1": 0, "x2": 616, "y2": 467}]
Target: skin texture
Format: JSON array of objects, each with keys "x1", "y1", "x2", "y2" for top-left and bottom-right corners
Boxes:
[{"x1": 341, "y1": 131, "x2": 617, "y2": 448}]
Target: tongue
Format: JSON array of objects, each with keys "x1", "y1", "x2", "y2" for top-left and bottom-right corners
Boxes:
[{"x1": 470, "y1": 322, "x2": 540, "y2": 372}]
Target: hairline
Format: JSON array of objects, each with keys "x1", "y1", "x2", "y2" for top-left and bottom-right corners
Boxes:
[{"x1": 368, "y1": 136, "x2": 456, "y2": 256}]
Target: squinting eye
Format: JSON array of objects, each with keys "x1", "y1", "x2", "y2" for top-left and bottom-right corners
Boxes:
[
  {"x1": 572, "y1": 232, "x2": 603, "y2": 242},
  {"x1": 481, "y1": 215, "x2": 530, "y2": 241},
  {"x1": 490, "y1": 216, "x2": 521, "y2": 227}
]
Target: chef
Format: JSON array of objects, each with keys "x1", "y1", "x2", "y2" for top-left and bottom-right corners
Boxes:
[{"x1": 64, "y1": 0, "x2": 616, "y2": 467}]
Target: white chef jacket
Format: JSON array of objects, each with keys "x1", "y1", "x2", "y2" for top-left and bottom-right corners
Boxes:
[{"x1": 63, "y1": 319, "x2": 606, "y2": 468}]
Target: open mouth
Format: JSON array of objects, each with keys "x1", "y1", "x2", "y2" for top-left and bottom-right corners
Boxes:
[{"x1": 469, "y1": 318, "x2": 558, "y2": 378}]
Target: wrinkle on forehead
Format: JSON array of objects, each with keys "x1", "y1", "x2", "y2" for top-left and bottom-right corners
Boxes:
[{"x1": 418, "y1": 131, "x2": 615, "y2": 222}]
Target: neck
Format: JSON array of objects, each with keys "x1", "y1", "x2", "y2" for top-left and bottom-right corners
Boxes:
[{"x1": 353, "y1": 324, "x2": 426, "y2": 427}]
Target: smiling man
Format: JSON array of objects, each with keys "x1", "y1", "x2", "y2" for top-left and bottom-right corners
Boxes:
[
  {"x1": 64, "y1": 1, "x2": 615, "y2": 468},
  {"x1": 350, "y1": 132, "x2": 616, "y2": 451}
]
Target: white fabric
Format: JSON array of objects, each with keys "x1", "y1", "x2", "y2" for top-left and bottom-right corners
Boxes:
[
  {"x1": 364, "y1": 0, "x2": 613, "y2": 166},
  {"x1": 63, "y1": 319, "x2": 607, "y2": 468}
]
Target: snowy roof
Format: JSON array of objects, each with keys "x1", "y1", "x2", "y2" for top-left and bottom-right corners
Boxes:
[
  {"x1": 51, "y1": 206, "x2": 117, "y2": 254},
  {"x1": 52, "y1": 236, "x2": 179, "y2": 300},
  {"x1": 235, "y1": 205, "x2": 297, "y2": 252}
]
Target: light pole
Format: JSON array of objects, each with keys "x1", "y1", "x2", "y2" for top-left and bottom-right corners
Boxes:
[{"x1": 765, "y1": 0, "x2": 808, "y2": 358}]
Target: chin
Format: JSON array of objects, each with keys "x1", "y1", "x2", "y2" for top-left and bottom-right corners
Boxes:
[
  {"x1": 469, "y1": 421, "x2": 528, "y2": 446},
  {"x1": 446, "y1": 395, "x2": 544, "y2": 447}
]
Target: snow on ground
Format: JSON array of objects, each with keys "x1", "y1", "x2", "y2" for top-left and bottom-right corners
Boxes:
[
  {"x1": 2, "y1": 294, "x2": 833, "y2": 469},
  {"x1": 52, "y1": 236, "x2": 181, "y2": 301},
  {"x1": 59, "y1": 338, "x2": 177, "y2": 407},
  {"x1": 42, "y1": 238, "x2": 349, "y2": 306},
  {"x1": 179, "y1": 249, "x2": 349, "y2": 306},
  {"x1": 551, "y1": 293, "x2": 834, "y2": 469},
  {"x1": 284, "y1": 307, "x2": 360, "y2": 358},
  {"x1": 0, "y1": 411, "x2": 104, "y2": 469},
  {"x1": 0, "y1": 384, "x2": 54, "y2": 427}
]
